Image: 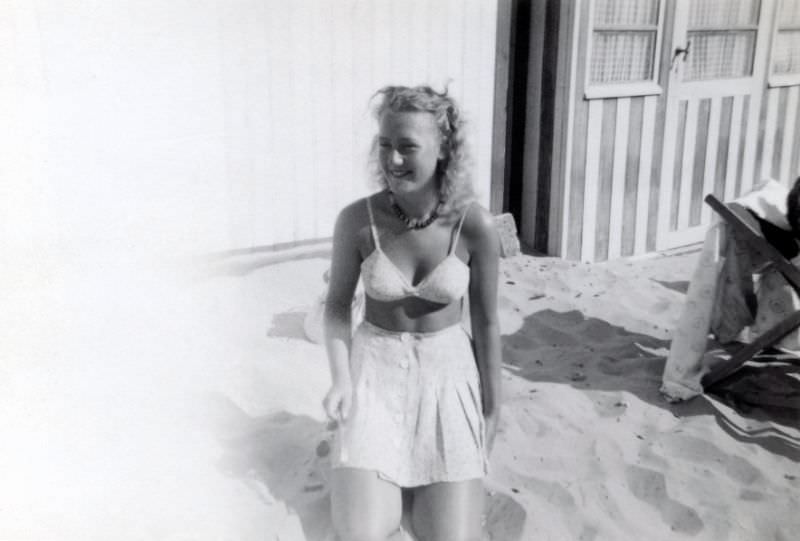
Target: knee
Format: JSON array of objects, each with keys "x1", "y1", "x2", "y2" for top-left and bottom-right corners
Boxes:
[
  {"x1": 410, "y1": 520, "x2": 483, "y2": 541},
  {"x1": 414, "y1": 535, "x2": 482, "y2": 541},
  {"x1": 415, "y1": 534, "x2": 482, "y2": 541},
  {"x1": 333, "y1": 522, "x2": 398, "y2": 541}
]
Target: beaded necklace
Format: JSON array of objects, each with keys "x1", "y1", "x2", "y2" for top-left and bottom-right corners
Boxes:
[{"x1": 389, "y1": 193, "x2": 443, "y2": 230}]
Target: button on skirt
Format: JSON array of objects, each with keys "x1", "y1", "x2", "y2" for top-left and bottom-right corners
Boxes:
[{"x1": 332, "y1": 320, "x2": 487, "y2": 487}]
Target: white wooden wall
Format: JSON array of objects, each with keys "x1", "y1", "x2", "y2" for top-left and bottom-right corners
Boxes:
[
  {"x1": 2, "y1": 0, "x2": 498, "y2": 256},
  {"x1": 761, "y1": 85, "x2": 800, "y2": 185}
]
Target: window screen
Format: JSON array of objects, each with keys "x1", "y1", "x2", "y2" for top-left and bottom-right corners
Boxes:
[
  {"x1": 589, "y1": 0, "x2": 660, "y2": 84},
  {"x1": 684, "y1": 0, "x2": 759, "y2": 81},
  {"x1": 773, "y1": 0, "x2": 800, "y2": 76}
]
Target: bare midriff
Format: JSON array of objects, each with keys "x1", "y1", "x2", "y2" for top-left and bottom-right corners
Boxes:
[{"x1": 363, "y1": 295, "x2": 465, "y2": 333}]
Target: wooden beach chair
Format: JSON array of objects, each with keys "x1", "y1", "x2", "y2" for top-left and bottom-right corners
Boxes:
[{"x1": 701, "y1": 194, "x2": 800, "y2": 388}]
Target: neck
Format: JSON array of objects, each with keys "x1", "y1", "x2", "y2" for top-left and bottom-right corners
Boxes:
[{"x1": 390, "y1": 187, "x2": 440, "y2": 218}]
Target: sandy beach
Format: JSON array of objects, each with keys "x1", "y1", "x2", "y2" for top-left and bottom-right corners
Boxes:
[
  {"x1": 2, "y1": 247, "x2": 798, "y2": 540},
  {"x1": 193, "y1": 248, "x2": 799, "y2": 540}
]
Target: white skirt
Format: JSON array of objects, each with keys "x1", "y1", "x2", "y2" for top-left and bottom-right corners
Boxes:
[{"x1": 332, "y1": 320, "x2": 487, "y2": 487}]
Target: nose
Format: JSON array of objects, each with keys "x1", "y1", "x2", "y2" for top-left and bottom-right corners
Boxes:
[{"x1": 390, "y1": 149, "x2": 403, "y2": 165}]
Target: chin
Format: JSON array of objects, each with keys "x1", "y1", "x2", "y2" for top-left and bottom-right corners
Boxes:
[{"x1": 386, "y1": 178, "x2": 416, "y2": 194}]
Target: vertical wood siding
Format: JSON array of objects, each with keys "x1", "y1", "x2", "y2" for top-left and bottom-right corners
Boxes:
[
  {"x1": 10, "y1": 1, "x2": 496, "y2": 254},
  {"x1": 569, "y1": 92, "x2": 676, "y2": 261},
  {"x1": 761, "y1": 85, "x2": 800, "y2": 186},
  {"x1": 554, "y1": 3, "x2": 800, "y2": 260},
  {"x1": 562, "y1": 87, "x2": 778, "y2": 261},
  {"x1": 220, "y1": 0, "x2": 498, "y2": 248},
  {"x1": 559, "y1": 0, "x2": 677, "y2": 261}
]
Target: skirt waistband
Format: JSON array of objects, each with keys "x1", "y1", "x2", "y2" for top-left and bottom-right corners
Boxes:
[{"x1": 359, "y1": 319, "x2": 466, "y2": 339}]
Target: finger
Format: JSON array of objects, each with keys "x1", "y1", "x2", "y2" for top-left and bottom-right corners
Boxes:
[
  {"x1": 340, "y1": 393, "x2": 352, "y2": 421},
  {"x1": 322, "y1": 395, "x2": 337, "y2": 420}
]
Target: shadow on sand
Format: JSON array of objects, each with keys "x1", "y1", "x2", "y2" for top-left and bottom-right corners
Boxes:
[
  {"x1": 267, "y1": 310, "x2": 309, "y2": 340},
  {"x1": 502, "y1": 309, "x2": 800, "y2": 461},
  {"x1": 203, "y1": 393, "x2": 527, "y2": 541}
]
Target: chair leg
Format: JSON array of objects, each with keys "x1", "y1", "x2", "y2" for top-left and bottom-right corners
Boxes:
[{"x1": 701, "y1": 310, "x2": 800, "y2": 388}]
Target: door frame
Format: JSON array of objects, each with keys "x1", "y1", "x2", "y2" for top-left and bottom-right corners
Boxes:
[{"x1": 655, "y1": 0, "x2": 778, "y2": 251}]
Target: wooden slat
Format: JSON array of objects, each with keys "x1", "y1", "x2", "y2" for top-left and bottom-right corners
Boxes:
[
  {"x1": 651, "y1": 0, "x2": 677, "y2": 251},
  {"x1": 331, "y1": 0, "x2": 354, "y2": 217},
  {"x1": 475, "y1": 0, "x2": 498, "y2": 210},
  {"x1": 562, "y1": 0, "x2": 587, "y2": 259},
  {"x1": 735, "y1": 96, "x2": 750, "y2": 197},
  {"x1": 700, "y1": 97, "x2": 721, "y2": 225},
  {"x1": 293, "y1": 0, "x2": 316, "y2": 241},
  {"x1": 622, "y1": 96, "x2": 643, "y2": 257},
  {"x1": 608, "y1": 97, "x2": 630, "y2": 259},
  {"x1": 677, "y1": 100, "x2": 695, "y2": 231},
  {"x1": 371, "y1": 1, "x2": 390, "y2": 87},
  {"x1": 309, "y1": 0, "x2": 329, "y2": 238},
  {"x1": 409, "y1": 0, "x2": 429, "y2": 83},
  {"x1": 661, "y1": 97, "x2": 682, "y2": 239},
  {"x1": 268, "y1": 2, "x2": 293, "y2": 244},
  {"x1": 689, "y1": 98, "x2": 710, "y2": 228},
  {"x1": 772, "y1": 87, "x2": 789, "y2": 180},
  {"x1": 713, "y1": 96, "x2": 733, "y2": 201},
  {"x1": 635, "y1": 95, "x2": 656, "y2": 255},
  {"x1": 724, "y1": 94, "x2": 744, "y2": 201},
  {"x1": 595, "y1": 99, "x2": 618, "y2": 261},
  {"x1": 780, "y1": 85, "x2": 799, "y2": 184},
  {"x1": 793, "y1": 86, "x2": 800, "y2": 179},
  {"x1": 548, "y1": 0, "x2": 576, "y2": 256},
  {"x1": 427, "y1": 0, "x2": 449, "y2": 88},
  {"x1": 350, "y1": 0, "x2": 371, "y2": 206},
  {"x1": 760, "y1": 87, "x2": 779, "y2": 181},
  {"x1": 257, "y1": 2, "x2": 276, "y2": 247},
  {"x1": 446, "y1": 0, "x2": 465, "y2": 99},
  {"x1": 741, "y1": 89, "x2": 760, "y2": 195},
  {"x1": 490, "y1": 0, "x2": 512, "y2": 214},
  {"x1": 581, "y1": 99, "x2": 604, "y2": 261},
  {"x1": 389, "y1": 1, "x2": 410, "y2": 84}
]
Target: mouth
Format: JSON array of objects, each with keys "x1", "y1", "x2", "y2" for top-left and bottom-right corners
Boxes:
[{"x1": 387, "y1": 170, "x2": 413, "y2": 180}]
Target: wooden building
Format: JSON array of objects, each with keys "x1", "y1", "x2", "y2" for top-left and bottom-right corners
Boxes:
[
  {"x1": 7, "y1": 0, "x2": 799, "y2": 261},
  {"x1": 500, "y1": 0, "x2": 800, "y2": 261}
]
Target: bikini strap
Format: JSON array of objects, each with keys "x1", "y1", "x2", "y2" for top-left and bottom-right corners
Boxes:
[
  {"x1": 366, "y1": 197, "x2": 381, "y2": 250},
  {"x1": 449, "y1": 201, "x2": 474, "y2": 254}
]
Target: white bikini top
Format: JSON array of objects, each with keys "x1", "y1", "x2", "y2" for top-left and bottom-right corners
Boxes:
[{"x1": 360, "y1": 197, "x2": 472, "y2": 304}]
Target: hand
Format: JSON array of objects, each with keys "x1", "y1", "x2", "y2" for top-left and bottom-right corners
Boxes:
[
  {"x1": 322, "y1": 381, "x2": 352, "y2": 423},
  {"x1": 484, "y1": 410, "x2": 499, "y2": 456}
]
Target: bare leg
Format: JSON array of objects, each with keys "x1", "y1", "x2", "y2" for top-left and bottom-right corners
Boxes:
[
  {"x1": 410, "y1": 479, "x2": 484, "y2": 541},
  {"x1": 331, "y1": 467, "x2": 403, "y2": 541}
]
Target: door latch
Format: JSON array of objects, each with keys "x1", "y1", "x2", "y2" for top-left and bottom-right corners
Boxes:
[{"x1": 671, "y1": 40, "x2": 691, "y2": 69}]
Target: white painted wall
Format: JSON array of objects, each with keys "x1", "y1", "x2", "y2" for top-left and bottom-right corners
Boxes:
[
  {"x1": 1, "y1": 2, "x2": 498, "y2": 536},
  {"x1": 3, "y1": 0, "x2": 498, "y2": 258}
]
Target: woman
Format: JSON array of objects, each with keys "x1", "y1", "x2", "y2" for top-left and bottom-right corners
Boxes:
[{"x1": 323, "y1": 85, "x2": 501, "y2": 541}]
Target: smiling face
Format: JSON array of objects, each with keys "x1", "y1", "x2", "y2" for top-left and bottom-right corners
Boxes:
[{"x1": 378, "y1": 111, "x2": 445, "y2": 196}]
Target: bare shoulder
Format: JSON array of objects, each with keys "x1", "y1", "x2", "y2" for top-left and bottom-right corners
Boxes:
[
  {"x1": 335, "y1": 196, "x2": 371, "y2": 233},
  {"x1": 332, "y1": 195, "x2": 376, "y2": 260},
  {"x1": 460, "y1": 202, "x2": 500, "y2": 253}
]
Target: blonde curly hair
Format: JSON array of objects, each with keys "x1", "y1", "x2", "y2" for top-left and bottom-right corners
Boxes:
[{"x1": 369, "y1": 85, "x2": 474, "y2": 218}]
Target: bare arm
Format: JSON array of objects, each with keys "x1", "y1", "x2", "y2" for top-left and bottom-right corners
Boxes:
[
  {"x1": 322, "y1": 201, "x2": 364, "y2": 421},
  {"x1": 465, "y1": 206, "x2": 502, "y2": 451}
]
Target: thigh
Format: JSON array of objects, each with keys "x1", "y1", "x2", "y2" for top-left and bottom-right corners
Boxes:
[
  {"x1": 410, "y1": 479, "x2": 484, "y2": 541},
  {"x1": 331, "y1": 467, "x2": 403, "y2": 540}
]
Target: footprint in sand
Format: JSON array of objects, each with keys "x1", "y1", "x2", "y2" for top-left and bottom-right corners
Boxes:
[
  {"x1": 484, "y1": 490, "x2": 527, "y2": 541},
  {"x1": 625, "y1": 465, "x2": 704, "y2": 535},
  {"x1": 659, "y1": 434, "x2": 764, "y2": 486},
  {"x1": 739, "y1": 489, "x2": 765, "y2": 501}
]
